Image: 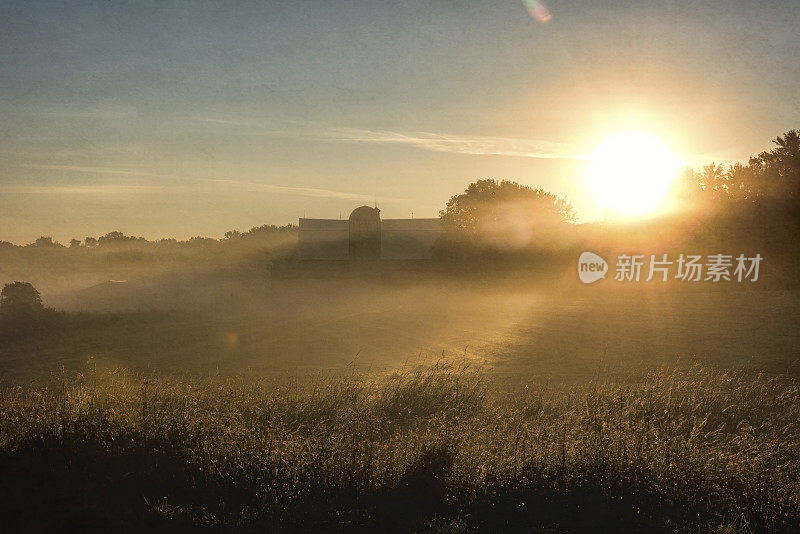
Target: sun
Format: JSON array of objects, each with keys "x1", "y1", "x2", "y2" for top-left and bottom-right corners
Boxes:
[{"x1": 585, "y1": 131, "x2": 681, "y2": 216}]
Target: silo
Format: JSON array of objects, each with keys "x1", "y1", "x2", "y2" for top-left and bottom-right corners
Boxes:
[{"x1": 348, "y1": 206, "x2": 381, "y2": 260}]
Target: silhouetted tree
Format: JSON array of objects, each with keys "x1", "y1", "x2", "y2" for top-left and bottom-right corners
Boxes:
[
  {"x1": 725, "y1": 162, "x2": 760, "y2": 203},
  {"x1": 436, "y1": 179, "x2": 577, "y2": 260},
  {"x1": 439, "y1": 179, "x2": 575, "y2": 252},
  {"x1": 679, "y1": 130, "x2": 800, "y2": 213},
  {"x1": 240, "y1": 224, "x2": 298, "y2": 239},
  {"x1": 30, "y1": 236, "x2": 62, "y2": 248},
  {"x1": 69, "y1": 238, "x2": 82, "y2": 248},
  {"x1": 674, "y1": 167, "x2": 705, "y2": 206},
  {"x1": 0, "y1": 282, "x2": 43, "y2": 316},
  {"x1": 699, "y1": 164, "x2": 726, "y2": 199},
  {"x1": 441, "y1": 180, "x2": 575, "y2": 231},
  {"x1": 98, "y1": 231, "x2": 144, "y2": 246},
  {"x1": 755, "y1": 129, "x2": 800, "y2": 203}
]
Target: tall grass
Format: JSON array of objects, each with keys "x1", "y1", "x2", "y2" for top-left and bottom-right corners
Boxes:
[{"x1": 1, "y1": 361, "x2": 798, "y2": 532}]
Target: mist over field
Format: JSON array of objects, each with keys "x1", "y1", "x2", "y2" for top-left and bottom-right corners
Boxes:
[{"x1": 1, "y1": 207, "x2": 797, "y2": 381}]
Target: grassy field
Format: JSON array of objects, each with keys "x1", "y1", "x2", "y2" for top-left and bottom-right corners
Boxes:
[
  {"x1": 2, "y1": 360, "x2": 799, "y2": 532},
  {"x1": 1, "y1": 272, "x2": 798, "y2": 531}
]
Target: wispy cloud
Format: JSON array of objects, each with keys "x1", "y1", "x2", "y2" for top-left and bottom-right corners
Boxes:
[
  {"x1": 7, "y1": 184, "x2": 161, "y2": 195},
  {"x1": 322, "y1": 127, "x2": 586, "y2": 160},
  {"x1": 209, "y1": 178, "x2": 403, "y2": 203},
  {"x1": 16, "y1": 162, "x2": 401, "y2": 202},
  {"x1": 19, "y1": 164, "x2": 159, "y2": 177},
  {"x1": 196, "y1": 117, "x2": 586, "y2": 160},
  {"x1": 196, "y1": 117, "x2": 257, "y2": 127},
  {"x1": 7, "y1": 103, "x2": 138, "y2": 120}
]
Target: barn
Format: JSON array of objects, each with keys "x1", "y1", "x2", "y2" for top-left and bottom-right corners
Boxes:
[{"x1": 298, "y1": 206, "x2": 443, "y2": 260}]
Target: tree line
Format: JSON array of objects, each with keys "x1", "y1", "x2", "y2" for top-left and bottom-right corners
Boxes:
[
  {"x1": 675, "y1": 130, "x2": 800, "y2": 216},
  {"x1": 0, "y1": 224, "x2": 298, "y2": 251}
]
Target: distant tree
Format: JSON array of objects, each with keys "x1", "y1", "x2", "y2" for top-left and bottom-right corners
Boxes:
[
  {"x1": 223, "y1": 230, "x2": 241, "y2": 240},
  {"x1": 699, "y1": 164, "x2": 727, "y2": 199},
  {"x1": 440, "y1": 179, "x2": 575, "y2": 241},
  {"x1": 100, "y1": 231, "x2": 126, "y2": 242},
  {"x1": 98, "y1": 231, "x2": 143, "y2": 245},
  {"x1": 30, "y1": 236, "x2": 62, "y2": 248},
  {"x1": 437, "y1": 179, "x2": 576, "y2": 254},
  {"x1": 84, "y1": 237, "x2": 98, "y2": 248},
  {"x1": 0, "y1": 282, "x2": 43, "y2": 316},
  {"x1": 674, "y1": 167, "x2": 704, "y2": 204},
  {"x1": 756, "y1": 130, "x2": 800, "y2": 196},
  {"x1": 241, "y1": 224, "x2": 297, "y2": 239},
  {"x1": 69, "y1": 238, "x2": 82, "y2": 248},
  {"x1": 725, "y1": 162, "x2": 760, "y2": 203},
  {"x1": 679, "y1": 130, "x2": 800, "y2": 212}
]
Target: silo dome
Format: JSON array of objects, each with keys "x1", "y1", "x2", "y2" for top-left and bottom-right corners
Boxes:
[{"x1": 349, "y1": 206, "x2": 381, "y2": 260}]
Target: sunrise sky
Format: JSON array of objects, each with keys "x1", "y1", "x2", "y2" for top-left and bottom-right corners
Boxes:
[{"x1": 1, "y1": 0, "x2": 798, "y2": 243}]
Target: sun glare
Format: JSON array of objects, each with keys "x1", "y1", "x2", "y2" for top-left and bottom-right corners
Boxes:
[{"x1": 586, "y1": 131, "x2": 681, "y2": 216}]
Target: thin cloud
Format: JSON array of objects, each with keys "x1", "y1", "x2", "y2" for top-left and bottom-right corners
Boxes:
[
  {"x1": 196, "y1": 117, "x2": 257, "y2": 127},
  {"x1": 196, "y1": 116, "x2": 586, "y2": 160},
  {"x1": 7, "y1": 184, "x2": 161, "y2": 195},
  {"x1": 324, "y1": 127, "x2": 586, "y2": 160},
  {"x1": 209, "y1": 178, "x2": 403, "y2": 204},
  {"x1": 19, "y1": 164, "x2": 159, "y2": 177},
  {"x1": 8, "y1": 103, "x2": 138, "y2": 119},
  {"x1": 17, "y1": 162, "x2": 401, "y2": 202}
]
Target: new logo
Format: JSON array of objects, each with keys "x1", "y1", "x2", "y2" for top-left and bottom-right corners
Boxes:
[{"x1": 578, "y1": 251, "x2": 608, "y2": 284}]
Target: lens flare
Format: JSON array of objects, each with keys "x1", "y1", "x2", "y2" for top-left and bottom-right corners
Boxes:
[{"x1": 522, "y1": 0, "x2": 552, "y2": 23}]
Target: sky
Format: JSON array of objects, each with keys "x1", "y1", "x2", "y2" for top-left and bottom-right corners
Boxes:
[{"x1": 1, "y1": 0, "x2": 798, "y2": 244}]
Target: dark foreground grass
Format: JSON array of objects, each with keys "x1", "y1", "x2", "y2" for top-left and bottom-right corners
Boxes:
[{"x1": 1, "y1": 361, "x2": 799, "y2": 532}]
